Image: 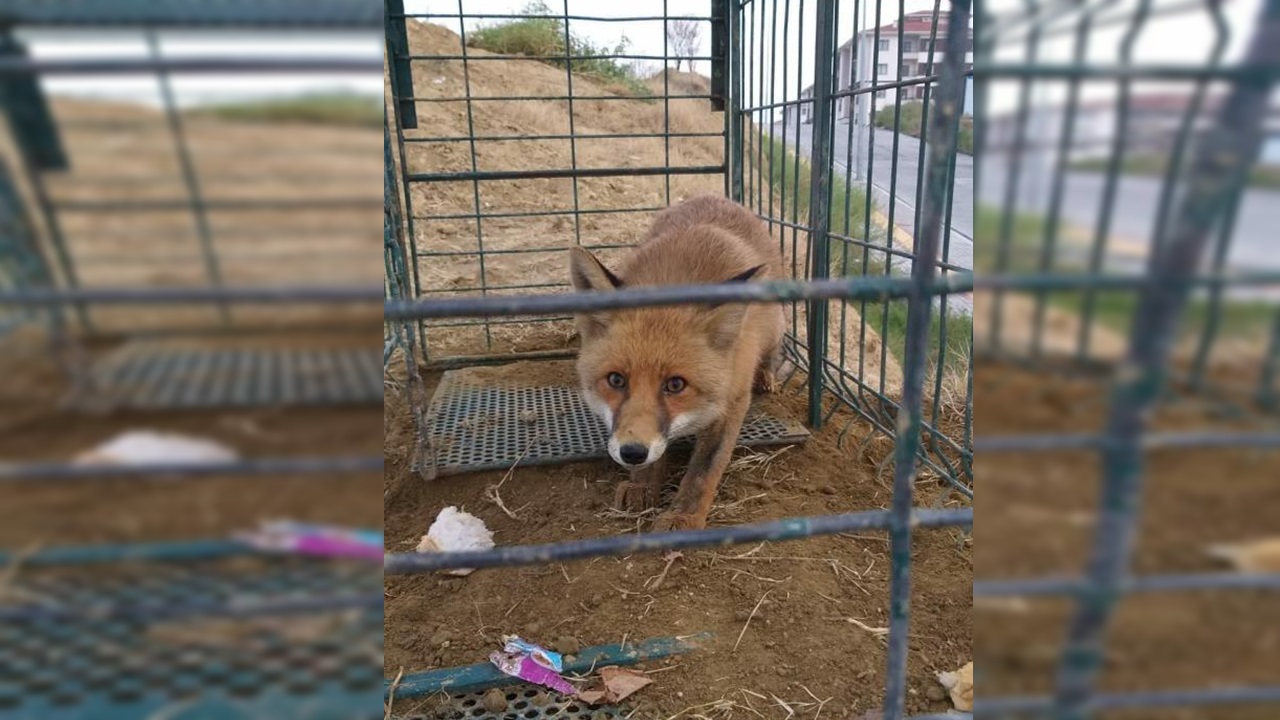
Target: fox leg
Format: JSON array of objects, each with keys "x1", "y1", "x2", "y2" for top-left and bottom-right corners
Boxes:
[
  {"x1": 614, "y1": 454, "x2": 668, "y2": 512},
  {"x1": 653, "y1": 393, "x2": 751, "y2": 531},
  {"x1": 753, "y1": 344, "x2": 784, "y2": 394}
]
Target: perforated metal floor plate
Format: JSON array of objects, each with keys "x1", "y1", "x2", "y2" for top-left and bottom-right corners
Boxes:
[
  {"x1": 424, "y1": 365, "x2": 809, "y2": 479},
  {"x1": 0, "y1": 550, "x2": 382, "y2": 720},
  {"x1": 71, "y1": 341, "x2": 383, "y2": 410},
  {"x1": 398, "y1": 687, "x2": 626, "y2": 720}
]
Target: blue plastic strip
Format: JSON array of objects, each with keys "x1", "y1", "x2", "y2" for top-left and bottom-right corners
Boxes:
[{"x1": 389, "y1": 633, "x2": 713, "y2": 699}]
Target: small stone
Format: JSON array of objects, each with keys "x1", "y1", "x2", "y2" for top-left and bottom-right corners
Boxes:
[
  {"x1": 590, "y1": 593, "x2": 606, "y2": 607},
  {"x1": 820, "y1": 485, "x2": 838, "y2": 495},
  {"x1": 733, "y1": 610, "x2": 751, "y2": 622},
  {"x1": 925, "y1": 685, "x2": 947, "y2": 702},
  {"x1": 552, "y1": 636, "x2": 581, "y2": 655},
  {"x1": 564, "y1": 654, "x2": 577, "y2": 664},
  {"x1": 430, "y1": 629, "x2": 452, "y2": 647},
  {"x1": 483, "y1": 688, "x2": 507, "y2": 713},
  {"x1": 526, "y1": 621, "x2": 543, "y2": 635},
  {"x1": 764, "y1": 641, "x2": 777, "y2": 649}
]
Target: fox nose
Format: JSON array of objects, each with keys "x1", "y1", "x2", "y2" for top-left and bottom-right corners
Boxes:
[{"x1": 618, "y1": 443, "x2": 649, "y2": 466}]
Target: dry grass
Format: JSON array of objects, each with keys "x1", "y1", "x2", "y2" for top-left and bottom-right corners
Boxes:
[{"x1": 7, "y1": 97, "x2": 381, "y2": 335}]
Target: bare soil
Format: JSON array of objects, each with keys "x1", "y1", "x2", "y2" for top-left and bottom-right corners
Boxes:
[
  {"x1": 0, "y1": 333, "x2": 383, "y2": 550},
  {"x1": 974, "y1": 361, "x2": 1280, "y2": 720},
  {"x1": 384, "y1": 360, "x2": 973, "y2": 720}
]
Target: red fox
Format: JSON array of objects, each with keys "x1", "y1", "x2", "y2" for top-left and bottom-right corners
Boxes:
[{"x1": 568, "y1": 194, "x2": 786, "y2": 531}]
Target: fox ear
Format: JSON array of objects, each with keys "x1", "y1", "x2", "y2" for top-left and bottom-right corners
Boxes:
[
  {"x1": 569, "y1": 247, "x2": 623, "y2": 292},
  {"x1": 568, "y1": 248, "x2": 621, "y2": 341},
  {"x1": 700, "y1": 265, "x2": 767, "y2": 349}
]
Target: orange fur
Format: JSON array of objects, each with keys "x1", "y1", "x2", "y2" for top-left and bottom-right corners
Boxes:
[{"x1": 569, "y1": 195, "x2": 785, "y2": 530}]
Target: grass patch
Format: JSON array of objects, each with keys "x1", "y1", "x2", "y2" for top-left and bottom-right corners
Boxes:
[
  {"x1": 874, "y1": 101, "x2": 973, "y2": 155},
  {"x1": 1069, "y1": 154, "x2": 1280, "y2": 189},
  {"x1": 976, "y1": 203, "x2": 1277, "y2": 341},
  {"x1": 761, "y1": 131, "x2": 971, "y2": 391},
  {"x1": 196, "y1": 93, "x2": 382, "y2": 129},
  {"x1": 467, "y1": 1, "x2": 651, "y2": 97}
]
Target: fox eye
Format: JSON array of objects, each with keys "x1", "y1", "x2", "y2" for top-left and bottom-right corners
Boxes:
[
  {"x1": 606, "y1": 372, "x2": 627, "y2": 389},
  {"x1": 663, "y1": 376, "x2": 687, "y2": 394}
]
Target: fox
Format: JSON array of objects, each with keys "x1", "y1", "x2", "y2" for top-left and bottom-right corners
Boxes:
[{"x1": 568, "y1": 194, "x2": 786, "y2": 531}]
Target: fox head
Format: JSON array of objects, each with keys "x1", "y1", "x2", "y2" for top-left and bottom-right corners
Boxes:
[{"x1": 568, "y1": 247, "x2": 763, "y2": 468}]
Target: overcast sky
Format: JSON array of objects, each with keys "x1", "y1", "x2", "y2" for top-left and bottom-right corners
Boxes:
[
  {"x1": 17, "y1": 0, "x2": 1264, "y2": 114},
  {"x1": 984, "y1": 0, "x2": 1267, "y2": 113},
  {"x1": 16, "y1": 29, "x2": 380, "y2": 107}
]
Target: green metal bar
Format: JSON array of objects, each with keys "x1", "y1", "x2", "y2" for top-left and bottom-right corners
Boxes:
[
  {"x1": 1051, "y1": 0, "x2": 1279, "y2": 712},
  {"x1": 147, "y1": 31, "x2": 229, "y2": 326},
  {"x1": 1259, "y1": 307, "x2": 1280, "y2": 410},
  {"x1": 453, "y1": 0, "x2": 494, "y2": 351},
  {"x1": 385, "y1": 0, "x2": 419, "y2": 128},
  {"x1": 0, "y1": 30, "x2": 66, "y2": 171},
  {"x1": 804, "y1": 0, "x2": 837, "y2": 429},
  {"x1": 1077, "y1": 0, "x2": 1148, "y2": 362},
  {"x1": 882, "y1": 0, "x2": 970, "y2": 714},
  {"x1": 1030, "y1": 9, "x2": 1094, "y2": 360},
  {"x1": 727, "y1": 0, "x2": 742, "y2": 201},
  {"x1": 559, "y1": 0, "x2": 586, "y2": 245},
  {"x1": 407, "y1": 130, "x2": 724, "y2": 143},
  {"x1": 406, "y1": 164, "x2": 725, "y2": 182},
  {"x1": 663, "y1": 0, "x2": 672, "y2": 205}
]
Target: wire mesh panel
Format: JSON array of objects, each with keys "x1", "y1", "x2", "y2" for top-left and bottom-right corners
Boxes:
[
  {"x1": 1, "y1": 1, "x2": 383, "y2": 340},
  {"x1": 732, "y1": 0, "x2": 974, "y2": 494},
  {"x1": 975, "y1": 0, "x2": 1280, "y2": 716},
  {"x1": 0, "y1": 1, "x2": 385, "y2": 414},
  {"x1": 384, "y1": 1, "x2": 975, "y2": 718},
  {"x1": 0, "y1": 541, "x2": 382, "y2": 720},
  {"x1": 386, "y1": 1, "x2": 729, "y2": 366}
]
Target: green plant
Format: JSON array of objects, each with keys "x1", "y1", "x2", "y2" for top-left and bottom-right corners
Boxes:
[
  {"x1": 761, "y1": 132, "x2": 970, "y2": 382},
  {"x1": 1069, "y1": 154, "x2": 1280, "y2": 189},
  {"x1": 195, "y1": 93, "x2": 382, "y2": 128},
  {"x1": 975, "y1": 203, "x2": 1276, "y2": 341},
  {"x1": 874, "y1": 101, "x2": 973, "y2": 154},
  {"x1": 467, "y1": 1, "x2": 650, "y2": 96}
]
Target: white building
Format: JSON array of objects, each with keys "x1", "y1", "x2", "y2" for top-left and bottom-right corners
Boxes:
[
  {"x1": 782, "y1": 11, "x2": 973, "y2": 129},
  {"x1": 841, "y1": 10, "x2": 973, "y2": 126}
]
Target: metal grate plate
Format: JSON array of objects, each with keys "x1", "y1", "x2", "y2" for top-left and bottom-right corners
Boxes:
[
  {"x1": 71, "y1": 341, "x2": 384, "y2": 411},
  {"x1": 0, "y1": 551, "x2": 382, "y2": 719},
  {"x1": 424, "y1": 366, "x2": 809, "y2": 479},
  {"x1": 399, "y1": 687, "x2": 626, "y2": 720}
]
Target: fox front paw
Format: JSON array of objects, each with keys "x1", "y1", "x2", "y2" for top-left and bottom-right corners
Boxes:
[
  {"x1": 753, "y1": 369, "x2": 780, "y2": 394},
  {"x1": 614, "y1": 481, "x2": 660, "y2": 512},
  {"x1": 652, "y1": 511, "x2": 706, "y2": 532}
]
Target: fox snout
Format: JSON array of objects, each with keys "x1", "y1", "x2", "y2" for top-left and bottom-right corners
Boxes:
[{"x1": 607, "y1": 435, "x2": 667, "y2": 468}]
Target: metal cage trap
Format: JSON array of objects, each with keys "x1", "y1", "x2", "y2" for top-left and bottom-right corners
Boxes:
[{"x1": 384, "y1": 0, "x2": 974, "y2": 718}]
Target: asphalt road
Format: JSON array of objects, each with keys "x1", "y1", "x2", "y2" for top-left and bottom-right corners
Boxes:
[
  {"x1": 981, "y1": 150, "x2": 1280, "y2": 274},
  {"x1": 771, "y1": 120, "x2": 975, "y2": 273}
]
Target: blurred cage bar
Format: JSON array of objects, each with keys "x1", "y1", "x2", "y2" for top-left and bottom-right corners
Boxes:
[
  {"x1": 0, "y1": 2, "x2": 385, "y2": 718},
  {"x1": 383, "y1": 0, "x2": 974, "y2": 718},
  {"x1": 975, "y1": 0, "x2": 1280, "y2": 716}
]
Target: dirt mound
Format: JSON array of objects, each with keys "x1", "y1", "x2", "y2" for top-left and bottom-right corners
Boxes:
[{"x1": 391, "y1": 21, "x2": 902, "y2": 393}]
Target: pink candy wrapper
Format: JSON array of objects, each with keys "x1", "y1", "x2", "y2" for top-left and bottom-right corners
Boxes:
[{"x1": 489, "y1": 651, "x2": 578, "y2": 696}]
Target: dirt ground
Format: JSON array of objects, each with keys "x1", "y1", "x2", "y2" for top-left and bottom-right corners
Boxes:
[
  {"x1": 975, "y1": 361, "x2": 1280, "y2": 720},
  {"x1": 0, "y1": 331, "x2": 384, "y2": 550},
  {"x1": 383, "y1": 358, "x2": 973, "y2": 719}
]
